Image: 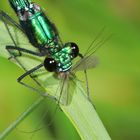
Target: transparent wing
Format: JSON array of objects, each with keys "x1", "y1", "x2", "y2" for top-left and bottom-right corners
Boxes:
[
  {"x1": 72, "y1": 56, "x2": 98, "y2": 72},
  {"x1": 72, "y1": 28, "x2": 113, "y2": 72}
]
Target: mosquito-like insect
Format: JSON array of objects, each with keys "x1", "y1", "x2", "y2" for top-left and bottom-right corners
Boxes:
[{"x1": 0, "y1": 0, "x2": 109, "y2": 105}]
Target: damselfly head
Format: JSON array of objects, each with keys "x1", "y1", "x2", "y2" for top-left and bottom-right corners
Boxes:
[
  {"x1": 44, "y1": 42, "x2": 79, "y2": 73},
  {"x1": 44, "y1": 53, "x2": 72, "y2": 73}
]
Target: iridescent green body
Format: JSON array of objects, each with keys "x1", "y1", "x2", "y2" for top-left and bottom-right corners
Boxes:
[
  {"x1": 9, "y1": 0, "x2": 76, "y2": 72},
  {"x1": 53, "y1": 45, "x2": 73, "y2": 71},
  {"x1": 29, "y1": 13, "x2": 53, "y2": 45},
  {"x1": 21, "y1": 12, "x2": 56, "y2": 48}
]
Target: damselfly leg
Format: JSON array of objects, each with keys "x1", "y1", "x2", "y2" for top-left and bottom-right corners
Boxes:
[
  {"x1": 6, "y1": 45, "x2": 47, "y2": 58},
  {"x1": 72, "y1": 27, "x2": 113, "y2": 103},
  {"x1": 78, "y1": 54, "x2": 91, "y2": 100},
  {"x1": 0, "y1": 11, "x2": 56, "y2": 99}
]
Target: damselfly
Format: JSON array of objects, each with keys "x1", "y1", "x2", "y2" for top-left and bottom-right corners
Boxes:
[{"x1": 0, "y1": 0, "x2": 109, "y2": 105}]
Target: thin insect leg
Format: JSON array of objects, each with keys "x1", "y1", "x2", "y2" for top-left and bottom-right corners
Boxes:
[
  {"x1": 0, "y1": 10, "x2": 42, "y2": 58},
  {"x1": 6, "y1": 46, "x2": 43, "y2": 87},
  {"x1": 15, "y1": 80, "x2": 63, "y2": 136},
  {"x1": 70, "y1": 72, "x2": 84, "y2": 83},
  {"x1": 84, "y1": 70, "x2": 91, "y2": 100},
  {"x1": 8, "y1": 50, "x2": 43, "y2": 95},
  {"x1": 28, "y1": 80, "x2": 65, "y2": 137},
  {"x1": 71, "y1": 76, "x2": 96, "y2": 109},
  {"x1": 1, "y1": 11, "x2": 46, "y2": 58},
  {"x1": 6, "y1": 45, "x2": 47, "y2": 58},
  {"x1": 3, "y1": 16, "x2": 46, "y2": 86},
  {"x1": 3, "y1": 16, "x2": 47, "y2": 94},
  {"x1": 0, "y1": 10, "x2": 23, "y2": 31},
  {"x1": 0, "y1": 11, "x2": 52, "y2": 97},
  {"x1": 78, "y1": 54, "x2": 90, "y2": 100},
  {"x1": 17, "y1": 64, "x2": 55, "y2": 100},
  {"x1": 6, "y1": 45, "x2": 21, "y2": 60},
  {"x1": 56, "y1": 75, "x2": 66, "y2": 105},
  {"x1": 6, "y1": 42, "x2": 43, "y2": 89},
  {"x1": 1, "y1": 16, "x2": 22, "y2": 57}
]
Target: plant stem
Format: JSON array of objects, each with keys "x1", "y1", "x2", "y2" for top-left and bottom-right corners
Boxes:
[{"x1": 0, "y1": 97, "x2": 45, "y2": 140}]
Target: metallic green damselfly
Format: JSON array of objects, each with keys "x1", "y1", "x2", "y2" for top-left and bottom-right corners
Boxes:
[{"x1": 0, "y1": 0, "x2": 109, "y2": 105}]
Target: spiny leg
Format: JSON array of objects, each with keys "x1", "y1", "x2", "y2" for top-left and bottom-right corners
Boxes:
[
  {"x1": 7, "y1": 46, "x2": 45, "y2": 93},
  {"x1": 1, "y1": 11, "x2": 46, "y2": 57},
  {"x1": 1, "y1": 11, "x2": 55, "y2": 99},
  {"x1": 0, "y1": 10, "x2": 23, "y2": 31},
  {"x1": 4, "y1": 22, "x2": 21, "y2": 57},
  {"x1": 57, "y1": 75, "x2": 66, "y2": 105},
  {"x1": 78, "y1": 54, "x2": 96, "y2": 109},
  {"x1": 17, "y1": 64, "x2": 58, "y2": 127},
  {"x1": 1, "y1": 11, "x2": 46, "y2": 88},
  {"x1": 6, "y1": 45, "x2": 47, "y2": 58},
  {"x1": 4, "y1": 23, "x2": 49, "y2": 96},
  {"x1": 6, "y1": 45, "x2": 45, "y2": 85},
  {"x1": 6, "y1": 46, "x2": 21, "y2": 60},
  {"x1": 17, "y1": 63, "x2": 56, "y2": 100},
  {"x1": 78, "y1": 53, "x2": 91, "y2": 100},
  {"x1": 24, "y1": 79, "x2": 65, "y2": 137}
]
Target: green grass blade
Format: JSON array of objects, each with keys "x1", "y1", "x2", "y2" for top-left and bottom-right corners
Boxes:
[
  {"x1": 61, "y1": 82, "x2": 111, "y2": 140},
  {"x1": 0, "y1": 20, "x2": 111, "y2": 140}
]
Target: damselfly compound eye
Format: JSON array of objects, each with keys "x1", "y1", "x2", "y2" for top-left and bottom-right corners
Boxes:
[
  {"x1": 44, "y1": 58, "x2": 57, "y2": 72},
  {"x1": 70, "y1": 42, "x2": 79, "y2": 58}
]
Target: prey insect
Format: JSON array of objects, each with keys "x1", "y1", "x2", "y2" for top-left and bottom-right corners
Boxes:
[{"x1": 0, "y1": 0, "x2": 108, "y2": 105}]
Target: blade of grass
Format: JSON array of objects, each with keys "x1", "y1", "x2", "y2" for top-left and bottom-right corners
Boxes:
[{"x1": 0, "y1": 19, "x2": 111, "y2": 140}]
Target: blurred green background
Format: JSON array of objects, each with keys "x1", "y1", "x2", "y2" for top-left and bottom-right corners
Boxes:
[{"x1": 0, "y1": 0, "x2": 140, "y2": 140}]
